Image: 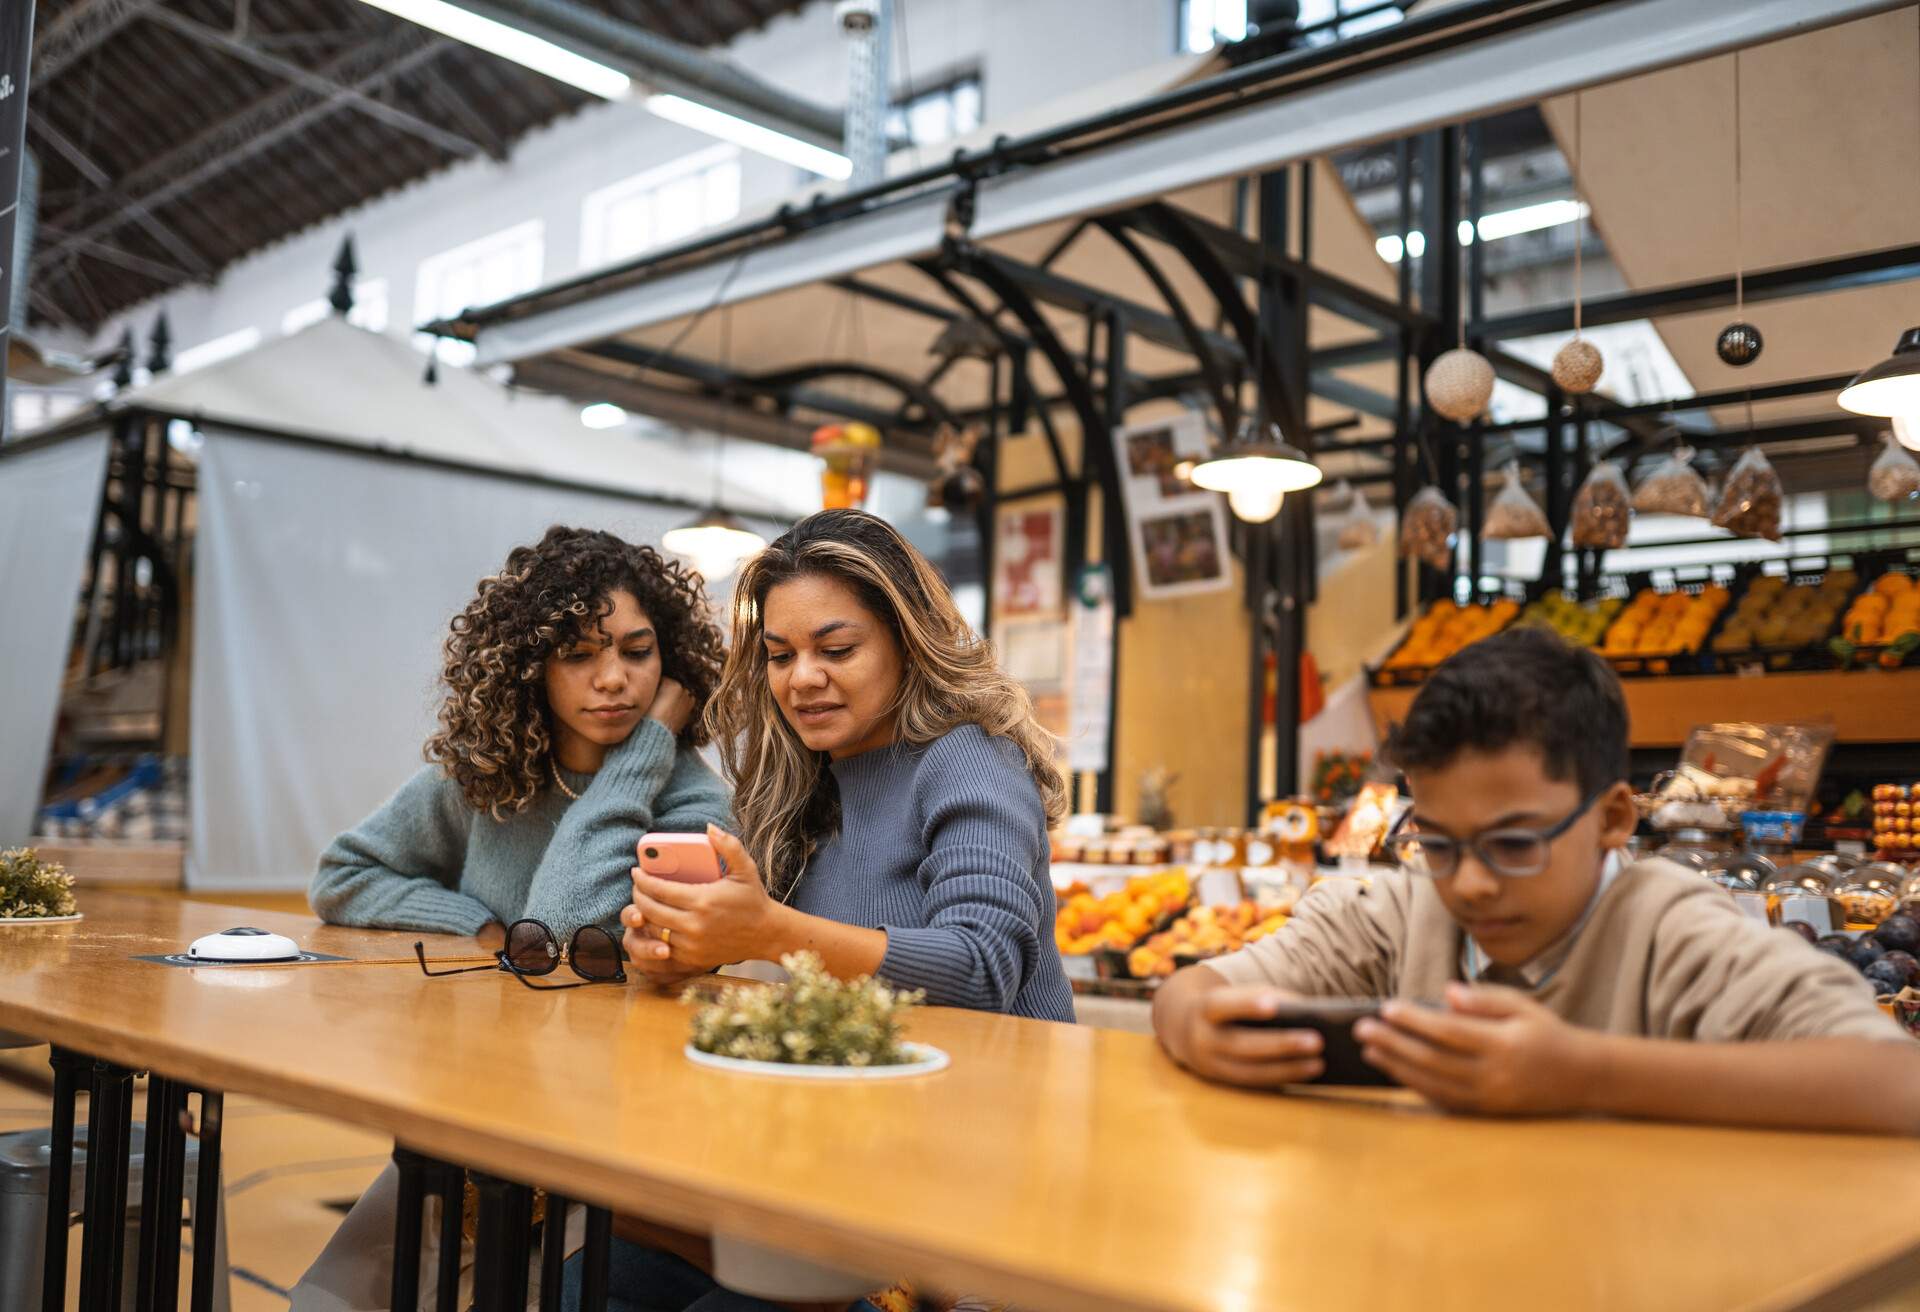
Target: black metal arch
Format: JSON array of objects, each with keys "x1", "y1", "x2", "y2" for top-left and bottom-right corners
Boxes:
[
  {"x1": 936, "y1": 240, "x2": 1135, "y2": 619},
  {"x1": 1090, "y1": 216, "x2": 1242, "y2": 438},
  {"x1": 1129, "y1": 201, "x2": 1305, "y2": 437}
]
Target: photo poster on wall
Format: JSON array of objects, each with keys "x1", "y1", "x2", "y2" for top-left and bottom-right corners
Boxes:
[
  {"x1": 1112, "y1": 413, "x2": 1232, "y2": 600},
  {"x1": 992, "y1": 500, "x2": 1069, "y2": 745}
]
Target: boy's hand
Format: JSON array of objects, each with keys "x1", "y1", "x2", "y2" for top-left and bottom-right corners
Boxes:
[
  {"x1": 1355, "y1": 983, "x2": 1594, "y2": 1115},
  {"x1": 1160, "y1": 982, "x2": 1325, "y2": 1089}
]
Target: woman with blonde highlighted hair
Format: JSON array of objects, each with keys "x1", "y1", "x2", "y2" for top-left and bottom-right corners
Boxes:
[
  {"x1": 576, "y1": 509, "x2": 1070, "y2": 1312},
  {"x1": 620, "y1": 508, "x2": 1073, "y2": 1019}
]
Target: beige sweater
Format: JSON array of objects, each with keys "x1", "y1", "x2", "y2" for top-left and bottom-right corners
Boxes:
[{"x1": 1207, "y1": 857, "x2": 1903, "y2": 1043}]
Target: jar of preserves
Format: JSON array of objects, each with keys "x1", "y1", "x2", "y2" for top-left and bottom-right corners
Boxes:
[{"x1": 1836, "y1": 863, "x2": 1907, "y2": 931}]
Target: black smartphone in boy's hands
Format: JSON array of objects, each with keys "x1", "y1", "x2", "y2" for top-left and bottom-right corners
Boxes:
[{"x1": 1231, "y1": 999, "x2": 1400, "y2": 1087}]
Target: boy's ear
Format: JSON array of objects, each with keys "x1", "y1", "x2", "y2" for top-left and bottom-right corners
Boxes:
[{"x1": 1597, "y1": 780, "x2": 1637, "y2": 852}]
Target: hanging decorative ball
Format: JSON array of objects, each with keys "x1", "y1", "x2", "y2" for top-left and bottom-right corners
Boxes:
[
  {"x1": 1716, "y1": 321, "x2": 1764, "y2": 368},
  {"x1": 1551, "y1": 337, "x2": 1604, "y2": 394},
  {"x1": 1424, "y1": 347, "x2": 1496, "y2": 423}
]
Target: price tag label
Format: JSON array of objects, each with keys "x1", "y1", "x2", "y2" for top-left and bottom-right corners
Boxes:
[
  {"x1": 1731, "y1": 891, "x2": 1772, "y2": 925},
  {"x1": 1780, "y1": 894, "x2": 1833, "y2": 937},
  {"x1": 1196, "y1": 868, "x2": 1245, "y2": 907}
]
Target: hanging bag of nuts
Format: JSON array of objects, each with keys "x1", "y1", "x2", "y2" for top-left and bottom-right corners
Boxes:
[
  {"x1": 1711, "y1": 447, "x2": 1784, "y2": 541},
  {"x1": 1868, "y1": 433, "x2": 1920, "y2": 503},
  {"x1": 1570, "y1": 460, "x2": 1632, "y2": 550},
  {"x1": 1483, "y1": 462, "x2": 1552, "y2": 539},
  {"x1": 1632, "y1": 445, "x2": 1712, "y2": 518},
  {"x1": 1399, "y1": 485, "x2": 1457, "y2": 572},
  {"x1": 1338, "y1": 483, "x2": 1382, "y2": 550}
]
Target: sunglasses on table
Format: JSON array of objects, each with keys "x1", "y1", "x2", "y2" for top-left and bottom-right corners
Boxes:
[
  {"x1": 414, "y1": 918, "x2": 626, "y2": 989},
  {"x1": 1384, "y1": 787, "x2": 1608, "y2": 879}
]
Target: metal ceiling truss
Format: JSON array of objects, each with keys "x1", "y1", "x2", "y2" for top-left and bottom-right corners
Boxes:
[
  {"x1": 35, "y1": 31, "x2": 452, "y2": 287},
  {"x1": 31, "y1": 0, "x2": 156, "y2": 83}
]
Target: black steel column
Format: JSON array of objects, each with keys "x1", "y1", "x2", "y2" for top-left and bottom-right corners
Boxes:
[
  {"x1": 1097, "y1": 308, "x2": 1128, "y2": 814},
  {"x1": 1393, "y1": 136, "x2": 1415, "y2": 620},
  {"x1": 188, "y1": 1092, "x2": 223, "y2": 1312},
  {"x1": 1541, "y1": 389, "x2": 1569, "y2": 590},
  {"x1": 1465, "y1": 122, "x2": 1487, "y2": 592},
  {"x1": 78, "y1": 1060, "x2": 134, "y2": 1312},
  {"x1": 1574, "y1": 403, "x2": 1597, "y2": 598},
  {"x1": 42, "y1": 1048, "x2": 82, "y2": 1312},
  {"x1": 1416, "y1": 127, "x2": 1464, "y2": 600},
  {"x1": 471, "y1": 1172, "x2": 534, "y2": 1312}
]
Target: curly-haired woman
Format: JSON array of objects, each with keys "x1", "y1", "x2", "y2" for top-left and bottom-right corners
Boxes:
[{"x1": 309, "y1": 524, "x2": 733, "y2": 944}]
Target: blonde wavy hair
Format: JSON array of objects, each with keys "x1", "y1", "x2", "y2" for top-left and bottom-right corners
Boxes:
[
  {"x1": 425, "y1": 526, "x2": 724, "y2": 820},
  {"x1": 708, "y1": 510, "x2": 1067, "y2": 897}
]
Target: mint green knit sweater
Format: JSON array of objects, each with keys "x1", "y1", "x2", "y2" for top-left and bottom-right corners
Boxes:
[{"x1": 309, "y1": 719, "x2": 732, "y2": 936}]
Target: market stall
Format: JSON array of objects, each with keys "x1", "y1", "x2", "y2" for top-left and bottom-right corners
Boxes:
[{"x1": 425, "y1": 0, "x2": 1920, "y2": 1019}]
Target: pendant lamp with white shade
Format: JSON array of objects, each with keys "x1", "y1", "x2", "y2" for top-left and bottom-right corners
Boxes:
[
  {"x1": 1838, "y1": 328, "x2": 1920, "y2": 418},
  {"x1": 1187, "y1": 414, "x2": 1323, "y2": 524}
]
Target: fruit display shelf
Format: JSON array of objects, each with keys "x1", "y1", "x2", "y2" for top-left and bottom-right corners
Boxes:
[{"x1": 1369, "y1": 665, "x2": 1920, "y2": 749}]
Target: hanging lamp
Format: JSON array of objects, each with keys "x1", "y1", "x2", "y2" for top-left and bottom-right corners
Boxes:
[
  {"x1": 663, "y1": 507, "x2": 764, "y2": 578},
  {"x1": 1188, "y1": 413, "x2": 1323, "y2": 524},
  {"x1": 1838, "y1": 328, "x2": 1920, "y2": 418}
]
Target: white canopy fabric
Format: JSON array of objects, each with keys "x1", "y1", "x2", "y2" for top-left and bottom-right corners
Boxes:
[
  {"x1": 0, "y1": 434, "x2": 110, "y2": 846},
  {"x1": 127, "y1": 317, "x2": 820, "y2": 519},
  {"x1": 8, "y1": 320, "x2": 822, "y2": 887},
  {"x1": 189, "y1": 427, "x2": 695, "y2": 890}
]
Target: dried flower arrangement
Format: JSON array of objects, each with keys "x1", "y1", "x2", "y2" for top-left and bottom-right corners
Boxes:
[
  {"x1": 685, "y1": 952, "x2": 924, "y2": 1067},
  {"x1": 0, "y1": 848, "x2": 77, "y2": 920}
]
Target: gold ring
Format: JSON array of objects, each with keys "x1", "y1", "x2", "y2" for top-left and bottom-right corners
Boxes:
[{"x1": 660, "y1": 927, "x2": 671, "y2": 947}]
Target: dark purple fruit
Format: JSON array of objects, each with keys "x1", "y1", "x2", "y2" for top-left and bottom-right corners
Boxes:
[
  {"x1": 1781, "y1": 921, "x2": 1819, "y2": 943},
  {"x1": 1863, "y1": 959, "x2": 1910, "y2": 997},
  {"x1": 1871, "y1": 913, "x2": 1920, "y2": 954},
  {"x1": 1877, "y1": 950, "x2": 1920, "y2": 986},
  {"x1": 1846, "y1": 937, "x2": 1887, "y2": 970},
  {"x1": 1817, "y1": 934, "x2": 1854, "y2": 956}
]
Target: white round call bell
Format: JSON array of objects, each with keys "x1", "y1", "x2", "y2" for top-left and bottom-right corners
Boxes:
[{"x1": 187, "y1": 926, "x2": 302, "y2": 962}]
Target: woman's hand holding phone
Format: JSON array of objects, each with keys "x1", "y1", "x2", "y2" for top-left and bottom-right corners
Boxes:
[{"x1": 624, "y1": 826, "x2": 782, "y2": 986}]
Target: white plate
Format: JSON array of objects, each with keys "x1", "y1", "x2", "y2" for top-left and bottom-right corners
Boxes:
[
  {"x1": 683, "y1": 1040, "x2": 948, "y2": 1080},
  {"x1": 0, "y1": 913, "x2": 83, "y2": 925}
]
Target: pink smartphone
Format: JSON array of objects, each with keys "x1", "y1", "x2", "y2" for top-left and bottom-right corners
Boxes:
[{"x1": 636, "y1": 833, "x2": 725, "y2": 883}]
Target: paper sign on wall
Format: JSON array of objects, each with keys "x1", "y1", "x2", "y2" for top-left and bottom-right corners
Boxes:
[{"x1": 1111, "y1": 413, "x2": 1232, "y2": 601}]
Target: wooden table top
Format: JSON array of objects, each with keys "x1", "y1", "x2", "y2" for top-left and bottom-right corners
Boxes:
[{"x1": 3, "y1": 891, "x2": 1918, "y2": 1312}]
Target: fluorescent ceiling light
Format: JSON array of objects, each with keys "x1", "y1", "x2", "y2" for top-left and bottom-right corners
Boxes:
[
  {"x1": 579, "y1": 402, "x2": 628, "y2": 429},
  {"x1": 647, "y1": 94, "x2": 852, "y2": 180},
  {"x1": 1377, "y1": 200, "x2": 1591, "y2": 264},
  {"x1": 354, "y1": 0, "x2": 631, "y2": 98}
]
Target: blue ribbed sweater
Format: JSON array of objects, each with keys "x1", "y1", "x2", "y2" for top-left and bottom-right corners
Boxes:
[
  {"x1": 309, "y1": 719, "x2": 733, "y2": 937},
  {"x1": 793, "y1": 724, "x2": 1075, "y2": 1022}
]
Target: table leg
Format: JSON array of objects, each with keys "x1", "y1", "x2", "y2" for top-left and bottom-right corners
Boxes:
[
  {"x1": 42, "y1": 1048, "x2": 83, "y2": 1312},
  {"x1": 434, "y1": 1160, "x2": 463, "y2": 1312},
  {"x1": 471, "y1": 1172, "x2": 533, "y2": 1312},
  {"x1": 135, "y1": 1075, "x2": 173, "y2": 1312},
  {"x1": 188, "y1": 1091, "x2": 224, "y2": 1312},
  {"x1": 153, "y1": 1077, "x2": 187, "y2": 1312},
  {"x1": 537, "y1": 1194, "x2": 569, "y2": 1312},
  {"x1": 390, "y1": 1147, "x2": 429, "y2": 1312},
  {"x1": 79, "y1": 1059, "x2": 135, "y2": 1312},
  {"x1": 579, "y1": 1206, "x2": 611, "y2": 1312}
]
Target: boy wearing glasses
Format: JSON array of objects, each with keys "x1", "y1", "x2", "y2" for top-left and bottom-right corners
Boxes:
[{"x1": 1153, "y1": 628, "x2": 1920, "y2": 1133}]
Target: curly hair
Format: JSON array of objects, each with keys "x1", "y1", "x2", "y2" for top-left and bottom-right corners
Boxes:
[{"x1": 425, "y1": 525, "x2": 725, "y2": 819}]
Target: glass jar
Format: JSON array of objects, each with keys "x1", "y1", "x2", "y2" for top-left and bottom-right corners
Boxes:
[
  {"x1": 1659, "y1": 829, "x2": 1731, "y2": 874},
  {"x1": 1705, "y1": 851, "x2": 1776, "y2": 894},
  {"x1": 1762, "y1": 864, "x2": 1839, "y2": 935},
  {"x1": 1836, "y1": 863, "x2": 1907, "y2": 931},
  {"x1": 1901, "y1": 869, "x2": 1920, "y2": 920}
]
